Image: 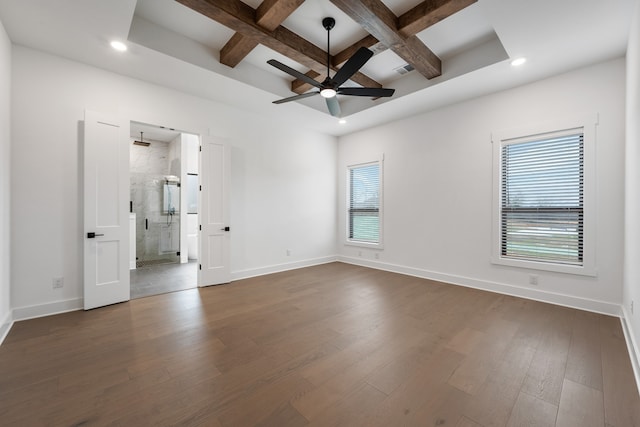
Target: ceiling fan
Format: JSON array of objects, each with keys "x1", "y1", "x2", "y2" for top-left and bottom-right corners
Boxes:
[{"x1": 267, "y1": 17, "x2": 395, "y2": 117}]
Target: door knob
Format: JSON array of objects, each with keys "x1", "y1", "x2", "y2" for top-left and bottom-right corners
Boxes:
[{"x1": 87, "y1": 232, "x2": 105, "y2": 238}]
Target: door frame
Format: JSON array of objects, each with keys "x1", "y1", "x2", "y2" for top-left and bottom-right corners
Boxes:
[{"x1": 126, "y1": 119, "x2": 232, "y2": 291}]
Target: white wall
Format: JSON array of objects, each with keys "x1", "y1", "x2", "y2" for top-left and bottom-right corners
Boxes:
[
  {"x1": 0, "y1": 17, "x2": 11, "y2": 340},
  {"x1": 624, "y1": 0, "x2": 640, "y2": 381},
  {"x1": 10, "y1": 46, "x2": 337, "y2": 317},
  {"x1": 338, "y1": 58, "x2": 626, "y2": 315}
]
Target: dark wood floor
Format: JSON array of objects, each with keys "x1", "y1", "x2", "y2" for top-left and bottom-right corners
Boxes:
[{"x1": 1, "y1": 262, "x2": 638, "y2": 426}]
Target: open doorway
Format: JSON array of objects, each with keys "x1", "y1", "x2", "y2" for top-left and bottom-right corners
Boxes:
[{"x1": 128, "y1": 121, "x2": 199, "y2": 299}]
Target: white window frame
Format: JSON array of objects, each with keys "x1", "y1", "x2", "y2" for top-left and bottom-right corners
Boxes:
[
  {"x1": 346, "y1": 156, "x2": 384, "y2": 248},
  {"x1": 491, "y1": 114, "x2": 597, "y2": 276}
]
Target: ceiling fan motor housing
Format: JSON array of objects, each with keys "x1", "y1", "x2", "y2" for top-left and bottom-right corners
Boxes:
[{"x1": 322, "y1": 17, "x2": 335, "y2": 31}]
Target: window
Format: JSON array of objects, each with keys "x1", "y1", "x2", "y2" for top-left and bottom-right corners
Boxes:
[
  {"x1": 501, "y1": 133, "x2": 583, "y2": 264},
  {"x1": 347, "y1": 160, "x2": 382, "y2": 246},
  {"x1": 492, "y1": 116, "x2": 596, "y2": 275}
]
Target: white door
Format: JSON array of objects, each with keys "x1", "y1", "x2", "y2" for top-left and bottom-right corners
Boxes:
[
  {"x1": 199, "y1": 135, "x2": 231, "y2": 286},
  {"x1": 83, "y1": 110, "x2": 130, "y2": 309}
]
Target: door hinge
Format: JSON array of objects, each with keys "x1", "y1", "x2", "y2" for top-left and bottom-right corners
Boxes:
[
  {"x1": 199, "y1": 185, "x2": 202, "y2": 191},
  {"x1": 199, "y1": 264, "x2": 202, "y2": 270},
  {"x1": 199, "y1": 146, "x2": 202, "y2": 152},
  {"x1": 177, "y1": 183, "x2": 181, "y2": 188},
  {"x1": 199, "y1": 225, "x2": 201, "y2": 231},
  {"x1": 176, "y1": 251, "x2": 180, "y2": 256}
]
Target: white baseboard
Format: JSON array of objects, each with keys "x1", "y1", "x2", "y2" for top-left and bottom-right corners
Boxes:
[
  {"x1": 231, "y1": 255, "x2": 338, "y2": 282},
  {"x1": 337, "y1": 256, "x2": 621, "y2": 316},
  {"x1": 12, "y1": 298, "x2": 83, "y2": 322},
  {"x1": 8, "y1": 258, "x2": 339, "y2": 320},
  {"x1": 0, "y1": 310, "x2": 13, "y2": 345},
  {"x1": 620, "y1": 306, "x2": 640, "y2": 397}
]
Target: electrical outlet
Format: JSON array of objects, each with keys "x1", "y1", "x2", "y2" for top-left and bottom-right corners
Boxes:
[
  {"x1": 358, "y1": 251, "x2": 362, "y2": 257},
  {"x1": 374, "y1": 252, "x2": 379, "y2": 259},
  {"x1": 286, "y1": 249, "x2": 291, "y2": 256},
  {"x1": 52, "y1": 277, "x2": 64, "y2": 289},
  {"x1": 529, "y1": 274, "x2": 538, "y2": 286},
  {"x1": 632, "y1": 300, "x2": 634, "y2": 315}
]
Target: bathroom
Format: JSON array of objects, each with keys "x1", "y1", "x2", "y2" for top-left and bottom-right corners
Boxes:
[{"x1": 129, "y1": 121, "x2": 200, "y2": 298}]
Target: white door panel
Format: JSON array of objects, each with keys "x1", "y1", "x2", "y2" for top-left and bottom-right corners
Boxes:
[
  {"x1": 84, "y1": 110, "x2": 130, "y2": 309},
  {"x1": 199, "y1": 136, "x2": 231, "y2": 286}
]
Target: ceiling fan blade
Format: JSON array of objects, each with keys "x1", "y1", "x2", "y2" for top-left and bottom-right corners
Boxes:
[
  {"x1": 326, "y1": 96, "x2": 341, "y2": 117},
  {"x1": 267, "y1": 60, "x2": 322, "y2": 89},
  {"x1": 331, "y1": 47, "x2": 374, "y2": 87},
  {"x1": 338, "y1": 87, "x2": 395, "y2": 97},
  {"x1": 272, "y1": 91, "x2": 319, "y2": 104}
]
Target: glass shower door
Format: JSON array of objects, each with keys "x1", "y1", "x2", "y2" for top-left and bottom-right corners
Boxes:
[{"x1": 131, "y1": 173, "x2": 181, "y2": 268}]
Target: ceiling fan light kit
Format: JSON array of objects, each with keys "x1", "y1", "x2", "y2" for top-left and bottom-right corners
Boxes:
[
  {"x1": 320, "y1": 88, "x2": 337, "y2": 98},
  {"x1": 268, "y1": 17, "x2": 395, "y2": 117}
]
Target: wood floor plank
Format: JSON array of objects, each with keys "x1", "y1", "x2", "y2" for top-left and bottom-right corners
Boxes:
[
  {"x1": 462, "y1": 333, "x2": 537, "y2": 427},
  {"x1": 306, "y1": 382, "x2": 387, "y2": 426},
  {"x1": 358, "y1": 347, "x2": 465, "y2": 426},
  {"x1": 447, "y1": 317, "x2": 520, "y2": 395},
  {"x1": 521, "y1": 326, "x2": 571, "y2": 405},
  {"x1": 365, "y1": 331, "x2": 441, "y2": 395},
  {"x1": 217, "y1": 373, "x2": 314, "y2": 426},
  {"x1": 445, "y1": 327, "x2": 486, "y2": 355},
  {"x1": 564, "y1": 310, "x2": 603, "y2": 391},
  {"x1": 506, "y1": 391, "x2": 558, "y2": 427},
  {"x1": 291, "y1": 321, "x2": 428, "y2": 420},
  {"x1": 555, "y1": 379, "x2": 604, "y2": 427},
  {"x1": 254, "y1": 402, "x2": 308, "y2": 427},
  {"x1": 599, "y1": 316, "x2": 640, "y2": 427},
  {"x1": 457, "y1": 416, "x2": 484, "y2": 427},
  {"x1": 0, "y1": 262, "x2": 638, "y2": 426},
  {"x1": 410, "y1": 384, "x2": 471, "y2": 427}
]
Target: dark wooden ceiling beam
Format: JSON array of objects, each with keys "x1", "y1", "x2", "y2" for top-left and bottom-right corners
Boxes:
[
  {"x1": 177, "y1": 0, "x2": 382, "y2": 89},
  {"x1": 399, "y1": 0, "x2": 477, "y2": 37},
  {"x1": 256, "y1": 0, "x2": 304, "y2": 26},
  {"x1": 329, "y1": 0, "x2": 441, "y2": 79},
  {"x1": 325, "y1": 0, "x2": 477, "y2": 67},
  {"x1": 220, "y1": 33, "x2": 256, "y2": 67},
  {"x1": 220, "y1": 0, "x2": 305, "y2": 67}
]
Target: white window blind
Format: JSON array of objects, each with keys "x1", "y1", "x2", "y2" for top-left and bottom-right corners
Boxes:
[
  {"x1": 501, "y1": 132, "x2": 584, "y2": 265},
  {"x1": 348, "y1": 163, "x2": 380, "y2": 243}
]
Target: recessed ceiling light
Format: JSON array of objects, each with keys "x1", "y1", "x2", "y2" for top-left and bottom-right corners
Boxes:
[
  {"x1": 339, "y1": 119, "x2": 347, "y2": 124},
  {"x1": 511, "y1": 57, "x2": 526, "y2": 67},
  {"x1": 110, "y1": 41, "x2": 127, "y2": 52}
]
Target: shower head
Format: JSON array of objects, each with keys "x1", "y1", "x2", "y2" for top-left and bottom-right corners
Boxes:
[{"x1": 133, "y1": 131, "x2": 150, "y2": 147}]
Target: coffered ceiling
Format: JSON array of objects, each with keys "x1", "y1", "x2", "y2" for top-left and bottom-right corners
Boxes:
[
  {"x1": 130, "y1": 0, "x2": 506, "y2": 117},
  {"x1": 0, "y1": 0, "x2": 636, "y2": 135}
]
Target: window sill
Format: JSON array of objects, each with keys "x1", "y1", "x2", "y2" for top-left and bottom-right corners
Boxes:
[
  {"x1": 491, "y1": 256, "x2": 596, "y2": 277},
  {"x1": 345, "y1": 240, "x2": 384, "y2": 250}
]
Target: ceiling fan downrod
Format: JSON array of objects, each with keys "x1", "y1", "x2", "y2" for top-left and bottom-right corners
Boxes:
[{"x1": 323, "y1": 17, "x2": 335, "y2": 79}]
